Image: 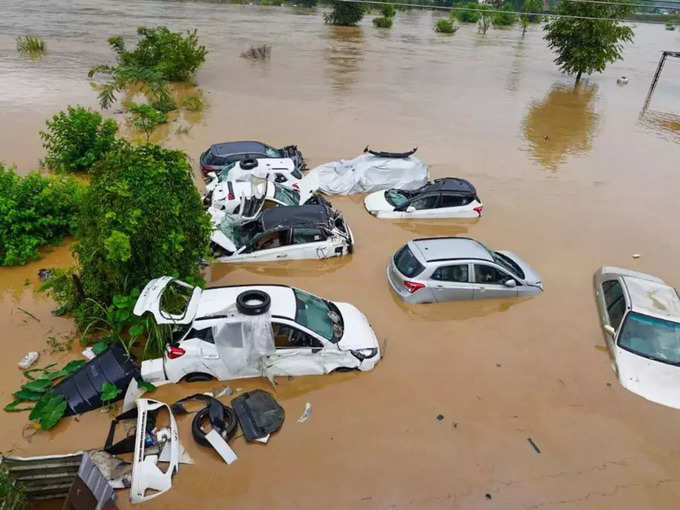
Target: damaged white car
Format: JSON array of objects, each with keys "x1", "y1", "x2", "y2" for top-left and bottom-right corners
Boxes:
[
  {"x1": 134, "y1": 278, "x2": 381, "y2": 383},
  {"x1": 205, "y1": 157, "x2": 303, "y2": 191},
  {"x1": 209, "y1": 203, "x2": 354, "y2": 262},
  {"x1": 594, "y1": 266, "x2": 680, "y2": 409}
]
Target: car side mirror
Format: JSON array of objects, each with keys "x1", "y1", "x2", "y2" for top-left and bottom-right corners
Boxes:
[
  {"x1": 504, "y1": 279, "x2": 517, "y2": 288},
  {"x1": 406, "y1": 206, "x2": 415, "y2": 213},
  {"x1": 603, "y1": 325, "x2": 616, "y2": 336}
]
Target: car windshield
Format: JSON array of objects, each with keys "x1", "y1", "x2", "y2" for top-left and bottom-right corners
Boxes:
[
  {"x1": 273, "y1": 185, "x2": 300, "y2": 206},
  {"x1": 385, "y1": 189, "x2": 409, "y2": 207},
  {"x1": 264, "y1": 145, "x2": 283, "y2": 158},
  {"x1": 493, "y1": 252, "x2": 524, "y2": 279},
  {"x1": 394, "y1": 244, "x2": 425, "y2": 278},
  {"x1": 618, "y1": 312, "x2": 680, "y2": 366},
  {"x1": 217, "y1": 216, "x2": 260, "y2": 248},
  {"x1": 293, "y1": 289, "x2": 342, "y2": 342}
]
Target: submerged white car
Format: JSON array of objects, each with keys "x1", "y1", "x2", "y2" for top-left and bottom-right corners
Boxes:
[
  {"x1": 209, "y1": 203, "x2": 354, "y2": 262},
  {"x1": 594, "y1": 266, "x2": 680, "y2": 409},
  {"x1": 364, "y1": 178, "x2": 483, "y2": 219},
  {"x1": 134, "y1": 278, "x2": 381, "y2": 383}
]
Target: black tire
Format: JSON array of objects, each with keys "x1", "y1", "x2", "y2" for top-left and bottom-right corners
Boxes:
[
  {"x1": 240, "y1": 158, "x2": 258, "y2": 170},
  {"x1": 332, "y1": 366, "x2": 356, "y2": 373},
  {"x1": 192, "y1": 403, "x2": 238, "y2": 447},
  {"x1": 183, "y1": 372, "x2": 214, "y2": 383},
  {"x1": 236, "y1": 290, "x2": 271, "y2": 315}
]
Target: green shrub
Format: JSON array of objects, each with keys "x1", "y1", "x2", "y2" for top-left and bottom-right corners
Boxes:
[
  {"x1": 72, "y1": 143, "x2": 210, "y2": 315},
  {"x1": 89, "y1": 26, "x2": 207, "y2": 109},
  {"x1": 381, "y1": 3, "x2": 396, "y2": 17},
  {"x1": 16, "y1": 35, "x2": 46, "y2": 56},
  {"x1": 128, "y1": 103, "x2": 167, "y2": 143},
  {"x1": 0, "y1": 164, "x2": 85, "y2": 266},
  {"x1": 373, "y1": 16, "x2": 393, "y2": 28},
  {"x1": 0, "y1": 467, "x2": 27, "y2": 510},
  {"x1": 493, "y1": 4, "x2": 517, "y2": 26},
  {"x1": 324, "y1": 1, "x2": 365, "y2": 25},
  {"x1": 435, "y1": 18, "x2": 458, "y2": 33},
  {"x1": 40, "y1": 106, "x2": 118, "y2": 173},
  {"x1": 455, "y1": 3, "x2": 481, "y2": 23},
  {"x1": 182, "y1": 94, "x2": 204, "y2": 111}
]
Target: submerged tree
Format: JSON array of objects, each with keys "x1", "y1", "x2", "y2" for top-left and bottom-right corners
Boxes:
[
  {"x1": 324, "y1": 0, "x2": 365, "y2": 26},
  {"x1": 544, "y1": 0, "x2": 634, "y2": 83}
]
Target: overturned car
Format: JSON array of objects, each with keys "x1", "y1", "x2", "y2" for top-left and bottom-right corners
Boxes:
[
  {"x1": 134, "y1": 278, "x2": 381, "y2": 384},
  {"x1": 209, "y1": 202, "x2": 354, "y2": 262},
  {"x1": 199, "y1": 141, "x2": 305, "y2": 177}
]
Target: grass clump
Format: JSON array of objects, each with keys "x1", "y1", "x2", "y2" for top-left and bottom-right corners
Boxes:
[
  {"x1": 16, "y1": 35, "x2": 46, "y2": 56},
  {"x1": 182, "y1": 94, "x2": 204, "y2": 112},
  {"x1": 435, "y1": 18, "x2": 458, "y2": 33},
  {"x1": 241, "y1": 44, "x2": 271, "y2": 60},
  {"x1": 373, "y1": 17, "x2": 393, "y2": 28}
]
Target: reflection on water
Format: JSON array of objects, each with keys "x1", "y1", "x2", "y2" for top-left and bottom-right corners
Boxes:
[
  {"x1": 523, "y1": 82, "x2": 600, "y2": 171},
  {"x1": 390, "y1": 219, "x2": 476, "y2": 237},
  {"x1": 205, "y1": 256, "x2": 352, "y2": 282},
  {"x1": 324, "y1": 25, "x2": 364, "y2": 97},
  {"x1": 506, "y1": 39, "x2": 526, "y2": 93},
  {"x1": 639, "y1": 110, "x2": 680, "y2": 143}
]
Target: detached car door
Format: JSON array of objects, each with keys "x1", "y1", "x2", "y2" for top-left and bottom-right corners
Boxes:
[
  {"x1": 472, "y1": 264, "x2": 519, "y2": 299},
  {"x1": 266, "y1": 323, "x2": 329, "y2": 376},
  {"x1": 598, "y1": 279, "x2": 627, "y2": 351},
  {"x1": 430, "y1": 263, "x2": 474, "y2": 301}
]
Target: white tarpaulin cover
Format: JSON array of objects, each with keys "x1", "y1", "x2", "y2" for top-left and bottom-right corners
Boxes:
[
  {"x1": 303, "y1": 153, "x2": 429, "y2": 195},
  {"x1": 211, "y1": 306, "x2": 275, "y2": 379}
]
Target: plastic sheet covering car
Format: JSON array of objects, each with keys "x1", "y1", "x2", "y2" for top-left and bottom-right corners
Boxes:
[
  {"x1": 304, "y1": 151, "x2": 429, "y2": 195},
  {"x1": 211, "y1": 305, "x2": 276, "y2": 379}
]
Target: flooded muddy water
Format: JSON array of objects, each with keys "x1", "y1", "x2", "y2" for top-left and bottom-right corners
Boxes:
[{"x1": 2, "y1": 1, "x2": 680, "y2": 508}]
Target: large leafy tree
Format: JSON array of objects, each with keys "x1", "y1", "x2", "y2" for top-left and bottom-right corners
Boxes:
[
  {"x1": 324, "y1": 1, "x2": 365, "y2": 25},
  {"x1": 74, "y1": 143, "x2": 210, "y2": 306},
  {"x1": 544, "y1": 0, "x2": 634, "y2": 83}
]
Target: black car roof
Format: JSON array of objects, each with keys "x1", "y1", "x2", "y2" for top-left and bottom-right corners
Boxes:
[
  {"x1": 261, "y1": 204, "x2": 330, "y2": 231},
  {"x1": 210, "y1": 141, "x2": 269, "y2": 156},
  {"x1": 426, "y1": 178, "x2": 476, "y2": 194}
]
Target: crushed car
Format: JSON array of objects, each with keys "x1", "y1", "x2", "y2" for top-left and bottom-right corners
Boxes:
[
  {"x1": 199, "y1": 140, "x2": 305, "y2": 176},
  {"x1": 364, "y1": 178, "x2": 483, "y2": 219},
  {"x1": 133, "y1": 277, "x2": 381, "y2": 384},
  {"x1": 209, "y1": 202, "x2": 354, "y2": 262},
  {"x1": 205, "y1": 157, "x2": 304, "y2": 189},
  {"x1": 304, "y1": 147, "x2": 429, "y2": 195},
  {"x1": 594, "y1": 266, "x2": 680, "y2": 409},
  {"x1": 387, "y1": 237, "x2": 543, "y2": 304}
]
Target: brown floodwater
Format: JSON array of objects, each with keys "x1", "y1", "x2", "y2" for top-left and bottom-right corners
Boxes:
[{"x1": 2, "y1": 1, "x2": 680, "y2": 508}]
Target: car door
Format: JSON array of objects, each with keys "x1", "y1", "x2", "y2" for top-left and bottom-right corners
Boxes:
[
  {"x1": 472, "y1": 264, "x2": 519, "y2": 299},
  {"x1": 292, "y1": 227, "x2": 332, "y2": 259},
  {"x1": 430, "y1": 263, "x2": 474, "y2": 302},
  {"x1": 406, "y1": 194, "x2": 440, "y2": 218},
  {"x1": 265, "y1": 323, "x2": 329, "y2": 376},
  {"x1": 437, "y1": 193, "x2": 472, "y2": 218},
  {"x1": 242, "y1": 228, "x2": 293, "y2": 261},
  {"x1": 599, "y1": 279, "x2": 627, "y2": 351}
]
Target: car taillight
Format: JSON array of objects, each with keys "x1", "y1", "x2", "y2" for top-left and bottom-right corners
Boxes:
[
  {"x1": 227, "y1": 193, "x2": 234, "y2": 200},
  {"x1": 473, "y1": 205, "x2": 483, "y2": 216},
  {"x1": 292, "y1": 183, "x2": 299, "y2": 190},
  {"x1": 403, "y1": 281, "x2": 425, "y2": 294},
  {"x1": 168, "y1": 346, "x2": 186, "y2": 359},
  {"x1": 200, "y1": 164, "x2": 210, "y2": 174}
]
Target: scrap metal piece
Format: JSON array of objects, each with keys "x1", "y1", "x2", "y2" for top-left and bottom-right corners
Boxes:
[
  {"x1": 297, "y1": 402, "x2": 312, "y2": 423},
  {"x1": 63, "y1": 451, "x2": 116, "y2": 510},
  {"x1": 231, "y1": 390, "x2": 285, "y2": 441}
]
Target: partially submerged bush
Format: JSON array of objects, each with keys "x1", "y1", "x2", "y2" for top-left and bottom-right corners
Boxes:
[
  {"x1": 16, "y1": 35, "x2": 46, "y2": 56},
  {"x1": 435, "y1": 18, "x2": 458, "y2": 33},
  {"x1": 241, "y1": 44, "x2": 271, "y2": 60},
  {"x1": 89, "y1": 26, "x2": 207, "y2": 109},
  {"x1": 40, "y1": 105, "x2": 118, "y2": 173},
  {"x1": 0, "y1": 164, "x2": 85, "y2": 266},
  {"x1": 373, "y1": 16, "x2": 393, "y2": 28},
  {"x1": 128, "y1": 103, "x2": 167, "y2": 143},
  {"x1": 324, "y1": 0, "x2": 365, "y2": 25}
]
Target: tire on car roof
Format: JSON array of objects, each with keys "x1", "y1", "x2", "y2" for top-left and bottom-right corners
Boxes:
[
  {"x1": 240, "y1": 158, "x2": 258, "y2": 170},
  {"x1": 236, "y1": 289, "x2": 271, "y2": 315}
]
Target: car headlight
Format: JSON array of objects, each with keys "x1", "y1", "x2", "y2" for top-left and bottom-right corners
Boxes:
[{"x1": 351, "y1": 348, "x2": 378, "y2": 361}]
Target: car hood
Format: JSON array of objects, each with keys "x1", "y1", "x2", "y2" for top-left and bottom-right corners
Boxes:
[
  {"x1": 497, "y1": 250, "x2": 543, "y2": 288},
  {"x1": 364, "y1": 190, "x2": 393, "y2": 212},
  {"x1": 334, "y1": 302, "x2": 380, "y2": 351},
  {"x1": 616, "y1": 347, "x2": 680, "y2": 409}
]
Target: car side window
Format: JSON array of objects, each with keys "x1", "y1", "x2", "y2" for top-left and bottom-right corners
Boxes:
[
  {"x1": 432, "y1": 264, "x2": 469, "y2": 282},
  {"x1": 602, "y1": 280, "x2": 626, "y2": 330},
  {"x1": 439, "y1": 194, "x2": 472, "y2": 208},
  {"x1": 254, "y1": 229, "x2": 290, "y2": 251},
  {"x1": 474, "y1": 264, "x2": 510, "y2": 284},
  {"x1": 410, "y1": 195, "x2": 439, "y2": 210},
  {"x1": 293, "y1": 227, "x2": 325, "y2": 244},
  {"x1": 272, "y1": 323, "x2": 323, "y2": 349}
]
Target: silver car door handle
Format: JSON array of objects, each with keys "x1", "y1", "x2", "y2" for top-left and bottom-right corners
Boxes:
[{"x1": 276, "y1": 254, "x2": 288, "y2": 258}]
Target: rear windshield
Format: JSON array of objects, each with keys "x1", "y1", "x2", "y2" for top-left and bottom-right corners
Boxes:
[
  {"x1": 394, "y1": 245, "x2": 425, "y2": 278},
  {"x1": 385, "y1": 189, "x2": 409, "y2": 208},
  {"x1": 205, "y1": 151, "x2": 228, "y2": 166}
]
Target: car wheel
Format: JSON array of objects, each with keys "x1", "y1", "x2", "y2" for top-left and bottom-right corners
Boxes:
[
  {"x1": 332, "y1": 366, "x2": 356, "y2": 373},
  {"x1": 183, "y1": 372, "x2": 214, "y2": 383},
  {"x1": 236, "y1": 289, "x2": 271, "y2": 315}
]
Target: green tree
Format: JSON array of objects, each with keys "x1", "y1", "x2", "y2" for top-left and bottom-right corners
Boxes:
[
  {"x1": 493, "y1": 4, "x2": 517, "y2": 26},
  {"x1": 381, "y1": 3, "x2": 396, "y2": 17},
  {"x1": 455, "y1": 2, "x2": 481, "y2": 23},
  {"x1": 324, "y1": 1, "x2": 365, "y2": 25},
  {"x1": 544, "y1": 0, "x2": 634, "y2": 83},
  {"x1": 73, "y1": 143, "x2": 210, "y2": 311},
  {"x1": 40, "y1": 106, "x2": 118, "y2": 173},
  {"x1": 128, "y1": 103, "x2": 167, "y2": 143}
]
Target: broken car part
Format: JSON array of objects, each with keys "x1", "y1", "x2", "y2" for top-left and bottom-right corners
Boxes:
[
  {"x1": 18, "y1": 351, "x2": 39, "y2": 369},
  {"x1": 53, "y1": 343, "x2": 140, "y2": 416},
  {"x1": 363, "y1": 146, "x2": 418, "y2": 158},
  {"x1": 171, "y1": 394, "x2": 237, "y2": 447},
  {"x1": 231, "y1": 390, "x2": 285, "y2": 441},
  {"x1": 63, "y1": 452, "x2": 116, "y2": 510},
  {"x1": 0, "y1": 452, "x2": 83, "y2": 501}
]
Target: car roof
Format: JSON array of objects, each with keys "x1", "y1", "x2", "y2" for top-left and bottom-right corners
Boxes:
[
  {"x1": 425, "y1": 178, "x2": 476, "y2": 194},
  {"x1": 210, "y1": 141, "x2": 268, "y2": 156},
  {"x1": 261, "y1": 204, "x2": 330, "y2": 231},
  {"x1": 410, "y1": 237, "x2": 493, "y2": 263},
  {"x1": 622, "y1": 276, "x2": 680, "y2": 321},
  {"x1": 197, "y1": 285, "x2": 296, "y2": 319}
]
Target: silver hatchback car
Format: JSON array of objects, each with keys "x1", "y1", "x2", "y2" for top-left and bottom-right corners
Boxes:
[{"x1": 387, "y1": 237, "x2": 543, "y2": 304}]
